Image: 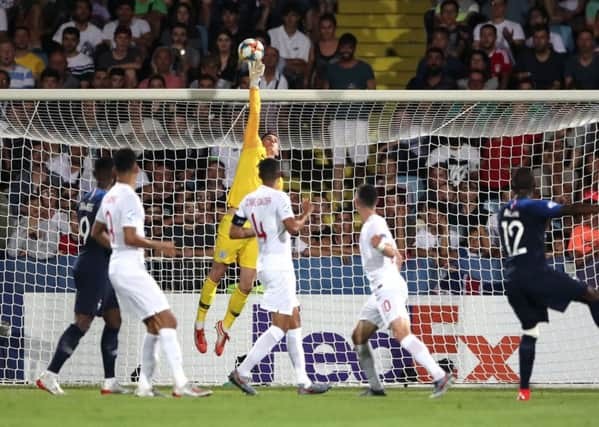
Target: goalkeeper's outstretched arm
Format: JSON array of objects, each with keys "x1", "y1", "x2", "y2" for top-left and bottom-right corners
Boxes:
[{"x1": 242, "y1": 61, "x2": 266, "y2": 151}]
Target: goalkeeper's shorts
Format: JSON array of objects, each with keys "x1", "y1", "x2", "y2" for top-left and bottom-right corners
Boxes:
[{"x1": 213, "y1": 213, "x2": 258, "y2": 269}]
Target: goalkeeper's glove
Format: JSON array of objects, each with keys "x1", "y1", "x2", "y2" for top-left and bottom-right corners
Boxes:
[{"x1": 249, "y1": 60, "x2": 265, "y2": 88}]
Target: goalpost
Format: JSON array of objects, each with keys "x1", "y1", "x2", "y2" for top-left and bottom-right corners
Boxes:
[{"x1": 1, "y1": 89, "x2": 599, "y2": 386}]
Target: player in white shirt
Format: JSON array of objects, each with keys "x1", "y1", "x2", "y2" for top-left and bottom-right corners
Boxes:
[
  {"x1": 227, "y1": 158, "x2": 330, "y2": 396},
  {"x1": 91, "y1": 148, "x2": 211, "y2": 398},
  {"x1": 351, "y1": 184, "x2": 453, "y2": 398}
]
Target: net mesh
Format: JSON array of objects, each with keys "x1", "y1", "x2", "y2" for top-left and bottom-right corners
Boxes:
[{"x1": 1, "y1": 93, "x2": 599, "y2": 386}]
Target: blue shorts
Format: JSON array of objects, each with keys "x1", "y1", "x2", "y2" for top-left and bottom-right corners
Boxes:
[
  {"x1": 73, "y1": 264, "x2": 119, "y2": 316},
  {"x1": 506, "y1": 268, "x2": 587, "y2": 330}
]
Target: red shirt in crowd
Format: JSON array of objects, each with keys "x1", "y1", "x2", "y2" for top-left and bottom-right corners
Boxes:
[{"x1": 488, "y1": 49, "x2": 512, "y2": 79}]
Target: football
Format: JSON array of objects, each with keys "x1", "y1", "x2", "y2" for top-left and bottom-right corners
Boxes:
[{"x1": 238, "y1": 38, "x2": 264, "y2": 62}]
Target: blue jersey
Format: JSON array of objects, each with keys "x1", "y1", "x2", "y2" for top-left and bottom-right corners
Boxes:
[
  {"x1": 497, "y1": 197, "x2": 563, "y2": 277},
  {"x1": 76, "y1": 188, "x2": 110, "y2": 265}
]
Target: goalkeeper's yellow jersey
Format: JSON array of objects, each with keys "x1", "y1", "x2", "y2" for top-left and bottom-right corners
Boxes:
[{"x1": 226, "y1": 87, "x2": 281, "y2": 209}]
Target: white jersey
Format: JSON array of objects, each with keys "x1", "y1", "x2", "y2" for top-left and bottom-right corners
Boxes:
[
  {"x1": 359, "y1": 214, "x2": 402, "y2": 291},
  {"x1": 236, "y1": 185, "x2": 294, "y2": 273},
  {"x1": 95, "y1": 182, "x2": 145, "y2": 265}
]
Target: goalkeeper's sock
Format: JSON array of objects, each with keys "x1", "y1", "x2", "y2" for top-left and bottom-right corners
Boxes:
[
  {"x1": 355, "y1": 344, "x2": 383, "y2": 391},
  {"x1": 139, "y1": 333, "x2": 159, "y2": 390},
  {"x1": 159, "y1": 328, "x2": 188, "y2": 389},
  {"x1": 195, "y1": 277, "x2": 218, "y2": 330},
  {"x1": 287, "y1": 328, "x2": 311, "y2": 387},
  {"x1": 238, "y1": 326, "x2": 285, "y2": 378},
  {"x1": 100, "y1": 326, "x2": 119, "y2": 379},
  {"x1": 519, "y1": 334, "x2": 537, "y2": 390},
  {"x1": 400, "y1": 334, "x2": 446, "y2": 382},
  {"x1": 223, "y1": 287, "x2": 249, "y2": 331},
  {"x1": 48, "y1": 324, "x2": 85, "y2": 374}
]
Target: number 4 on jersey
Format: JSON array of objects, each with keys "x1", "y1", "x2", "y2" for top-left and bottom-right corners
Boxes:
[{"x1": 251, "y1": 213, "x2": 267, "y2": 240}]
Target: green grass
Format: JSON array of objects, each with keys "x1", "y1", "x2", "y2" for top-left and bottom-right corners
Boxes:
[{"x1": 1, "y1": 387, "x2": 596, "y2": 427}]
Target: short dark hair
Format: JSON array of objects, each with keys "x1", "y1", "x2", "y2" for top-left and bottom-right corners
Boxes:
[
  {"x1": 427, "y1": 46, "x2": 445, "y2": 58},
  {"x1": 258, "y1": 158, "x2": 280, "y2": 182},
  {"x1": 116, "y1": 0, "x2": 134, "y2": 10},
  {"x1": 282, "y1": 1, "x2": 302, "y2": 17},
  {"x1": 171, "y1": 22, "x2": 187, "y2": 33},
  {"x1": 578, "y1": 28, "x2": 594, "y2": 40},
  {"x1": 63, "y1": 26, "x2": 81, "y2": 41},
  {"x1": 440, "y1": 0, "x2": 459, "y2": 12},
  {"x1": 94, "y1": 157, "x2": 114, "y2": 182},
  {"x1": 221, "y1": 1, "x2": 239, "y2": 14},
  {"x1": 319, "y1": 12, "x2": 336, "y2": 27},
  {"x1": 109, "y1": 67, "x2": 125, "y2": 77},
  {"x1": 40, "y1": 68, "x2": 60, "y2": 81},
  {"x1": 357, "y1": 184, "x2": 378, "y2": 208},
  {"x1": 531, "y1": 24, "x2": 550, "y2": 36},
  {"x1": 511, "y1": 167, "x2": 535, "y2": 193},
  {"x1": 114, "y1": 25, "x2": 132, "y2": 38},
  {"x1": 114, "y1": 148, "x2": 138, "y2": 173},
  {"x1": 480, "y1": 23, "x2": 497, "y2": 36},
  {"x1": 339, "y1": 32, "x2": 357, "y2": 48},
  {"x1": 261, "y1": 131, "x2": 277, "y2": 141},
  {"x1": 148, "y1": 73, "x2": 166, "y2": 87}
]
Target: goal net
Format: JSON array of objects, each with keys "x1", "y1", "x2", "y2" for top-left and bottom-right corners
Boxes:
[{"x1": 1, "y1": 89, "x2": 599, "y2": 386}]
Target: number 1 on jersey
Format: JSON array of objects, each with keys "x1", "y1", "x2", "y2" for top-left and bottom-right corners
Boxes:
[{"x1": 251, "y1": 213, "x2": 267, "y2": 241}]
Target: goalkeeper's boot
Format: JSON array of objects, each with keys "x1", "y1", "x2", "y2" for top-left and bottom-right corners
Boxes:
[
  {"x1": 101, "y1": 378, "x2": 131, "y2": 395},
  {"x1": 359, "y1": 388, "x2": 386, "y2": 397},
  {"x1": 36, "y1": 371, "x2": 65, "y2": 396},
  {"x1": 172, "y1": 382, "x2": 213, "y2": 398},
  {"x1": 194, "y1": 328, "x2": 208, "y2": 354},
  {"x1": 214, "y1": 320, "x2": 230, "y2": 356},
  {"x1": 430, "y1": 372, "x2": 454, "y2": 399},
  {"x1": 298, "y1": 383, "x2": 332, "y2": 395},
  {"x1": 517, "y1": 389, "x2": 531, "y2": 401},
  {"x1": 228, "y1": 369, "x2": 257, "y2": 395}
]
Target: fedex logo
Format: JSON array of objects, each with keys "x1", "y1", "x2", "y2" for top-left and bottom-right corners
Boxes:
[{"x1": 250, "y1": 304, "x2": 520, "y2": 384}]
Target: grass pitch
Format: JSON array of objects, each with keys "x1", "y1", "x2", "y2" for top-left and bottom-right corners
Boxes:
[{"x1": 2, "y1": 387, "x2": 596, "y2": 427}]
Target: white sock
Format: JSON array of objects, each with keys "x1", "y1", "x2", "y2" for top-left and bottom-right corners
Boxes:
[
  {"x1": 139, "y1": 333, "x2": 159, "y2": 390},
  {"x1": 195, "y1": 321, "x2": 204, "y2": 330},
  {"x1": 287, "y1": 328, "x2": 311, "y2": 387},
  {"x1": 238, "y1": 326, "x2": 285, "y2": 378},
  {"x1": 400, "y1": 334, "x2": 445, "y2": 382},
  {"x1": 158, "y1": 328, "x2": 188, "y2": 389}
]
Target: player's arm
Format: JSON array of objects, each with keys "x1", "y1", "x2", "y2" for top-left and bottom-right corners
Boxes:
[
  {"x1": 242, "y1": 61, "x2": 265, "y2": 150},
  {"x1": 90, "y1": 221, "x2": 111, "y2": 249},
  {"x1": 282, "y1": 198, "x2": 313, "y2": 235},
  {"x1": 230, "y1": 202, "x2": 255, "y2": 239},
  {"x1": 370, "y1": 234, "x2": 403, "y2": 261},
  {"x1": 559, "y1": 203, "x2": 599, "y2": 216},
  {"x1": 122, "y1": 227, "x2": 177, "y2": 256},
  {"x1": 526, "y1": 199, "x2": 599, "y2": 218}
]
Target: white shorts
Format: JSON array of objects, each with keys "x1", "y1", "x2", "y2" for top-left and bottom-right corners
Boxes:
[
  {"x1": 328, "y1": 119, "x2": 370, "y2": 165},
  {"x1": 257, "y1": 269, "x2": 299, "y2": 316},
  {"x1": 108, "y1": 262, "x2": 170, "y2": 321},
  {"x1": 359, "y1": 285, "x2": 409, "y2": 330}
]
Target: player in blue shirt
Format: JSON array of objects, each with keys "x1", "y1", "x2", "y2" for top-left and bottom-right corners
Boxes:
[
  {"x1": 36, "y1": 157, "x2": 127, "y2": 395},
  {"x1": 498, "y1": 168, "x2": 599, "y2": 401}
]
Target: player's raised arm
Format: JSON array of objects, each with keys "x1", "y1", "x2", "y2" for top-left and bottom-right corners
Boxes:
[
  {"x1": 559, "y1": 203, "x2": 599, "y2": 216},
  {"x1": 242, "y1": 60, "x2": 265, "y2": 150}
]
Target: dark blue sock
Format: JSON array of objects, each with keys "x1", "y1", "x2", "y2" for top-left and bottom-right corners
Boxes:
[
  {"x1": 519, "y1": 335, "x2": 536, "y2": 389},
  {"x1": 48, "y1": 324, "x2": 85, "y2": 374},
  {"x1": 101, "y1": 326, "x2": 119, "y2": 379}
]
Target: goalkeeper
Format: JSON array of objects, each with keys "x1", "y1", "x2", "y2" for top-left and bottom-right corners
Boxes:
[{"x1": 194, "y1": 59, "x2": 280, "y2": 356}]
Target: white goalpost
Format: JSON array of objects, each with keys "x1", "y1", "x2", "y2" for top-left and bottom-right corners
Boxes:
[{"x1": 2, "y1": 89, "x2": 599, "y2": 386}]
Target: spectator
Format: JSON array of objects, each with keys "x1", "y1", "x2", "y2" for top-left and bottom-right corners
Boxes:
[
  {"x1": 407, "y1": 47, "x2": 457, "y2": 89},
  {"x1": 170, "y1": 200, "x2": 216, "y2": 258},
  {"x1": 431, "y1": 0, "x2": 480, "y2": 25},
  {"x1": 525, "y1": 6, "x2": 567, "y2": 53},
  {"x1": 416, "y1": 27, "x2": 468, "y2": 81},
  {"x1": 467, "y1": 225, "x2": 498, "y2": 258},
  {"x1": 91, "y1": 68, "x2": 111, "y2": 88},
  {"x1": 269, "y1": 2, "x2": 313, "y2": 88},
  {"x1": 9, "y1": 141, "x2": 51, "y2": 217},
  {"x1": 109, "y1": 67, "x2": 127, "y2": 88},
  {"x1": 0, "y1": 40, "x2": 34, "y2": 89},
  {"x1": 516, "y1": 76, "x2": 535, "y2": 89},
  {"x1": 323, "y1": 33, "x2": 375, "y2": 89},
  {"x1": 0, "y1": 69, "x2": 9, "y2": 88},
  {"x1": 53, "y1": 0, "x2": 104, "y2": 57},
  {"x1": 62, "y1": 27, "x2": 95, "y2": 86},
  {"x1": 480, "y1": 0, "x2": 530, "y2": 27},
  {"x1": 473, "y1": 0, "x2": 525, "y2": 62},
  {"x1": 146, "y1": 73, "x2": 166, "y2": 88},
  {"x1": 188, "y1": 55, "x2": 228, "y2": 88},
  {"x1": 47, "y1": 48, "x2": 81, "y2": 89},
  {"x1": 39, "y1": 68, "x2": 62, "y2": 89},
  {"x1": 304, "y1": 0, "x2": 338, "y2": 43},
  {"x1": 459, "y1": 69, "x2": 488, "y2": 89},
  {"x1": 97, "y1": 26, "x2": 142, "y2": 88},
  {"x1": 138, "y1": 47, "x2": 184, "y2": 88},
  {"x1": 312, "y1": 13, "x2": 339, "y2": 87},
  {"x1": 102, "y1": 0, "x2": 151, "y2": 52},
  {"x1": 190, "y1": 72, "x2": 217, "y2": 89},
  {"x1": 160, "y1": 2, "x2": 206, "y2": 56},
  {"x1": 564, "y1": 29, "x2": 599, "y2": 89},
  {"x1": 210, "y1": 1, "x2": 247, "y2": 48},
  {"x1": 212, "y1": 29, "x2": 238, "y2": 88},
  {"x1": 426, "y1": 137, "x2": 480, "y2": 188},
  {"x1": 168, "y1": 23, "x2": 201, "y2": 72},
  {"x1": 459, "y1": 50, "x2": 498, "y2": 89},
  {"x1": 13, "y1": 26, "x2": 45, "y2": 81},
  {"x1": 259, "y1": 46, "x2": 288, "y2": 89},
  {"x1": 478, "y1": 24, "x2": 512, "y2": 89},
  {"x1": 435, "y1": 0, "x2": 471, "y2": 60},
  {"x1": 46, "y1": 145, "x2": 95, "y2": 196},
  {"x1": 515, "y1": 24, "x2": 565, "y2": 89}
]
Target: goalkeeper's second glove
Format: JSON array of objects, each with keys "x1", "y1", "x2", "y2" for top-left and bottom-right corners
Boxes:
[{"x1": 249, "y1": 60, "x2": 265, "y2": 88}]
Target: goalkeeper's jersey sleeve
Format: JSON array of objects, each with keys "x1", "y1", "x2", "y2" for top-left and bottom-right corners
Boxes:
[{"x1": 226, "y1": 88, "x2": 282, "y2": 208}]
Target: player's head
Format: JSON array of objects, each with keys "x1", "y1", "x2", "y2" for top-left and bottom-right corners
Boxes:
[
  {"x1": 113, "y1": 148, "x2": 139, "y2": 177},
  {"x1": 355, "y1": 184, "x2": 378, "y2": 211},
  {"x1": 93, "y1": 157, "x2": 115, "y2": 189},
  {"x1": 261, "y1": 131, "x2": 280, "y2": 157},
  {"x1": 511, "y1": 167, "x2": 536, "y2": 196},
  {"x1": 258, "y1": 158, "x2": 280, "y2": 185}
]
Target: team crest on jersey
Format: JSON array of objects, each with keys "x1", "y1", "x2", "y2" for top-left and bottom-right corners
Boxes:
[{"x1": 219, "y1": 250, "x2": 227, "y2": 259}]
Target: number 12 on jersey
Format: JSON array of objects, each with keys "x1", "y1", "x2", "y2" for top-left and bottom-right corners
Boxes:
[{"x1": 500, "y1": 219, "x2": 528, "y2": 257}]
